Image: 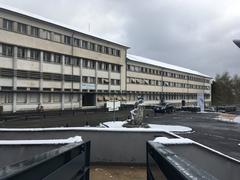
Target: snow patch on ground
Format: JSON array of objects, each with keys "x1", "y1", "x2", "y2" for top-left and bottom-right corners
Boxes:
[
  {"x1": 101, "y1": 121, "x2": 192, "y2": 133},
  {"x1": 153, "y1": 137, "x2": 193, "y2": 144},
  {"x1": 214, "y1": 114, "x2": 240, "y2": 124},
  {"x1": 0, "y1": 136, "x2": 82, "y2": 145}
]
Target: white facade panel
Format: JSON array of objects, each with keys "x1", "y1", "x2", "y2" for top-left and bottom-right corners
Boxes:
[
  {"x1": 0, "y1": 78, "x2": 12, "y2": 86},
  {"x1": 17, "y1": 59, "x2": 39, "y2": 71},
  {"x1": 43, "y1": 63, "x2": 61, "y2": 73},
  {"x1": 0, "y1": 57, "x2": 13, "y2": 68},
  {"x1": 98, "y1": 71, "x2": 109, "y2": 78},
  {"x1": 82, "y1": 68, "x2": 95, "y2": 77},
  {"x1": 43, "y1": 81, "x2": 61, "y2": 88},
  {"x1": 17, "y1": 79, "x2": 40, "y2": 88}
]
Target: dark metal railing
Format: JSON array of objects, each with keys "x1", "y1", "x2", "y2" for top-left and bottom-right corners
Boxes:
[
  {"x1": 0, "y1": 141, "x2": 90, "y2": 180},
  {"x1": 146, "y1": 141, "x2": 216, "y2": 180}
]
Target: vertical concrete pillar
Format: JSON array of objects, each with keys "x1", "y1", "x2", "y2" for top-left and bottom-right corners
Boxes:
[
  {"x1": 108, "y1": 64, "x2": 111, "y2": 92},
  {"x1": 79, "y1": 58, "x2": 83, "y2": 108},
  {"x1": 39, "y1": 51, "x2": 43, "y2": 105},
  {"x1": 12, "y1": 46, "x2": 18, "y2": 113},
  {"x1": 95, "y1": 61, "x2": 98, "y2": 106},
  {"x1": 61, "y1": 55, "x2": 65, "y2": 111},
  {"x1": 0, "y1": 18, "x2": 3, "y2": 29}
]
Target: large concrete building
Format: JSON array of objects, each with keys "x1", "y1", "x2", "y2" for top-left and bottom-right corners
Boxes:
[{"x1": 0, "y1": 4, "x2": 211, "y2": 113}]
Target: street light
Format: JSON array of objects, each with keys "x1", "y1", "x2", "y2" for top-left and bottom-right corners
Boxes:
[{"x1": 233, "y1": 40, "x2": 240, "y2": 48}]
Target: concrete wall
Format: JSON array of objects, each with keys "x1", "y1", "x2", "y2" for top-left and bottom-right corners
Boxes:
[{"x1": 0, "y1": 130, "x2": 176, "y2": 164}]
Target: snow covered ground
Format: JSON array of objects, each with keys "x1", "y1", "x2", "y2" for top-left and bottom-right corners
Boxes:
[
  {"x1": 101, "y1": 121, "x2": 192, "y2": 133},
  {"x1": 0, "y1": 136, "x2": 82, "y2": 145},
  {"x1": 214, "y1": 113, "x2": 240, "y2": 124}
]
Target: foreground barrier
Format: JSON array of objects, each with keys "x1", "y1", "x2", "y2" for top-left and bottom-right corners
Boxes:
[
  {"x1": 146, "y1": 140, "x2": 240, "y2": 180},
  {"x1": 0, "y1": 141, "x2": 90, "y2": 180}
]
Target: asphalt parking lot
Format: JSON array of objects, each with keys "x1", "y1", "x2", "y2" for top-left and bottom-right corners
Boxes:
[{"x1": 145, "y1": 111, "x2": 240, "y2": 160}]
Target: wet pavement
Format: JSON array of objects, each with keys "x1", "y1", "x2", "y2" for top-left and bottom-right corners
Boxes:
[{"x1": 145, "y1": 111, "x2": 240, "y2": 160}]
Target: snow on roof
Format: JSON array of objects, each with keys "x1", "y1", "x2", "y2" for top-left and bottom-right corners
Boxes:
[
  {"x1": 127, "y1": 54, "x2": 211, "y2": 78},
  {"x1": 0, "y1": 136, "x2": 82, "y2": 145},
  {"x1": 153, "y1": 137, "x2": 194, "y2": 145},
  {"x1": 0, "y1": 3, "x2": 128, "y2": 48}
]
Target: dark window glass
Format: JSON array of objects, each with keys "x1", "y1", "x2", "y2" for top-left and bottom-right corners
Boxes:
[
  {"x1": 82, "y1": 40, "x2": 88, "y2": 49},
  {"x1": 2, "y1": 44, "x2": 13, "y2": 57},
  {"x1": 104, "y1": 46, "x2": 109, "y2": 54},
  {"x1": 89, "y1": 42, "x2": 95, "y2": 51},
  {"x1": 73, "y1": 38, "x2": 80, "y2": 47},
  {"x1": 97, "y1": 45, "x2": 102, "y2": 53},
  {"x1": 17, "y1": 23, "x2": 27, "y2": 34},
  {"x1": 43, "y1": 52, "x2": 51, "y2": 62},
  {"x1": 64, "y1": 35, "x2": 71, "y2": 45},
  {"x1": 30, "y1": 49, "x2": 40, "y2": 60},
  {"x1": 53, "y1": 54, "x2": 61, "y2": 64},
  {"x1": 17, "y1": 47, "x2": 27, "y2": 59},
  {"x1": 65, "y1": 56, "x2": 71, "y2": 65},
  {"x1": 31, "y1": 26, "x2": 39, "y2": 37},
  {"x1": 3, "y1": 19, "x2": 13, "y2": 31}
]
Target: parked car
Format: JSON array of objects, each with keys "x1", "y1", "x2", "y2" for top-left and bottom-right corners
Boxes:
[{"x1": 153, "y1": 103, "x2": 175, "y2": 113}]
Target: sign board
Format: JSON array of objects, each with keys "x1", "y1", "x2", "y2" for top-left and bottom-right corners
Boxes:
[
  {"x1": 197, "y1": 93, "x2": 205, "y2": 112},
  {"x1": 107, "y1": 101, "x2": 121, "y2": 111},
  {"x1": 81, "y1": 83, "x2": 96, "y2": 90}
]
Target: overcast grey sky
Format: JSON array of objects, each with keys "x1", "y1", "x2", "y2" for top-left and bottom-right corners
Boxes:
[{"x1": 1, "y1": 0, "x2": 240, "y2": 77}]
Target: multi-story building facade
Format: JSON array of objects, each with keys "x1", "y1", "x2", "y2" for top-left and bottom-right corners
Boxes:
[
  {"x1": 0, "y1": 5, "x2": 212, "y2": 113},
  {"x1": 126, "y1": 54, "x2": 211, "y2": 107},
  {"x1": 0, "y1": 5, "x2": 127, "y2": 112}
]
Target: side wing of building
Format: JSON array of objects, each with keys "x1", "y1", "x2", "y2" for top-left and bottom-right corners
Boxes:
[{"x1": 126, "y1": 55, "x2": 212, "y2": 107}]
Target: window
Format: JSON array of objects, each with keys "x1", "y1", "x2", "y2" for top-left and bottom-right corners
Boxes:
[
  {"x1": 116, "y1": 50, "x2": 120, "y2": 57},
  {"x1": 2, "y1": 44, "x2": 13, "y2": 57},
  {"x1": 73, "y1": 38, "x2": 80, "y2": 47},
  {"x1": 82, "y1": 76, "x2": 88, "y2": 83},
  {"x1": 71, "y1": 57, "x2": 80, "y2": 66},
  {"x1": 111, "y1": 79, "x2": 115, "y2": 85},
  {"x1": 43, "y1": 52, "x2": 51, "y2": 62},
  {"x1": 30, "y1": 93, "x2": 39, "y2": 103},
  {"x1": 82, "y1": 59, "x2": 89, "y2": 68},
  {"x1": 65, "y1": 56, "x2": 71, "y2": 65},
  {"x1": 116, "y1": 80, "x2": 120, "y2": 85},
  {"x1": 17, "y1": 47, "x2": 27, "y2": 59},
  {"x1": 89, "y1": 77, "x2": 95, "y2": 83},
  {"x1": 53, "y1": 54, "x2": 61, "y2": 64},
  {"x1": 53, "y1": 94, "x2": 61, "y2": 102},
  {"x1": 89, "y1": 42, "x2": 95, "y2": 51},
  {"x1": 17, "y1": 23, "x2": 27, "y2": 34},
  {"x1": 42, "y1": 30, "x2": 51, "y2": 40},
  {"x1": 96, "y1": 45, "x2": 102, "y2": 53},
  {"x1": 17, "y1": 93, "x2": 27, "y2": 104},
  {"x1": 82, "y1": 40, "x2": 88, "y2": 49},
  {"x1": 43, "y1": 93, "x2": 51, "y2": 103},
  {"x1": 89, "y1": 60, "x2": 95, "y2": 69},
  {"x1": 31, "y1": 26, "x2": 39, "y2": 37},
  {"x1": 3, "y1": 19, "x2": 13, "y2": 31},
  {"x1": 30, "y1": 49, "x2": 40, "y2": 60},
  {"x1": 64, "y1": 94, "x2": 71, "y2": 103},
  {"x1": 98, "y1": 78, "x2": 103, "y2": 84},
  {"x1": 53, "y1": 33, "x2": 61, "y2": 42},
  {"x1": 104, "y1": 46, "x2": 109, "y2": 54},
  {"x1": 64, "y1": 35, "x2": 71, "y2": 45},
  {"x1": 116, "y1": 65, "x2": 121, "y2": 73}
]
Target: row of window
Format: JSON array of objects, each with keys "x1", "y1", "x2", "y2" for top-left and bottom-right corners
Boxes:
[
  {"x1": 127, "y1": 64, "x2": 210, "y2": 83},
  {"x1": 2, "y1": 18, "x2": 121, "y2": 57},
  {"x1": 0, "y1": 92, "x2": 211, "y2": 105},
  {"x1": 0, "y1": 44, "x2": 121, "y2": 72},
  {"x1": 127, "y1": 77, "x2": 210, "y2": 90},
  {"x1": 127, "y1": 93, "x2": 211, "y2": 101},
  {"x1": 0, "y1": 68, "x2": 121, "y2": 85}
]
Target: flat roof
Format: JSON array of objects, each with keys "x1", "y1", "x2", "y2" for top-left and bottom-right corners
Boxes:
[
  {"x1": 0, "y1": 3, "x2": 129, "y2": 49},
  {"x1": 127, "y1": 54, "x2": 211, "y2": 78}
]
